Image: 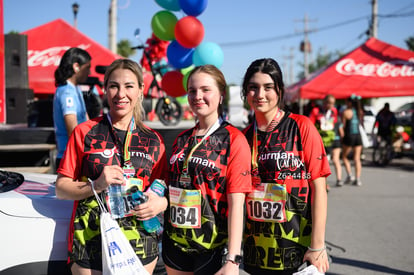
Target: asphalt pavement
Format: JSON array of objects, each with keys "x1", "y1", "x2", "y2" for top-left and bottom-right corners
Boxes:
[
  {"x1": 149, "y1": 120, "x2": 414, "y2": 274},
  {"x1": 324, "y1": 151, "x2": 414, "y2": 275}
]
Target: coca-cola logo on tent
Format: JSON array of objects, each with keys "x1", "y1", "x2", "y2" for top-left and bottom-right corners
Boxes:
[
  {"x1": 27, "y1": 44, "x2": 91, "y2": 67},
  {"x1": 336, "y1": 58, "x2": 414, "y2": 77}
]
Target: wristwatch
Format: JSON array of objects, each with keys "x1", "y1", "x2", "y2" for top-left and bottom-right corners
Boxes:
[{"x1": 223, "y1": 254, "x2": 243, "y2": 265}]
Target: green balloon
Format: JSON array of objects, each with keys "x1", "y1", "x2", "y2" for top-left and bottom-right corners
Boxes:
[
  {"x1": 180, "y1": 65, "x2": 194, "y2": 75},
  {"x1": 176, "y1": 95, "x2": 188, "y2": 105},
  {"x1": 182, "y1": 68, "x2": 193, "y2": 91},
  {"x1": 151, "y1": 10, "x2": 178, "y2": 41}
]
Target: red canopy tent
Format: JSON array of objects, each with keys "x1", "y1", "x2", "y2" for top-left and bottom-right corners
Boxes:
[
  {"x1": 22, "y1": 19, "x2": 123, "y2": 97},
  {"x1": 286, "y1": 37, "x2": 414, "y2": 102}
]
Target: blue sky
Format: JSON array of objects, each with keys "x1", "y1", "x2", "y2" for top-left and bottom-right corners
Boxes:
[{"x1": 4, "y1": 0, "x2": 414, "y2": 85}]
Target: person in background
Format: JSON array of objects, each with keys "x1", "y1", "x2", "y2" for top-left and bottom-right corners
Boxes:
[
  {"x1": 309, "y1": 94, "x2": 339, "y2": 191},
  {"x1": 53, "y1": 47, "x2": 91, "y2": 170},
  {"x1": 162, "y1": 65, "x2": 252, "y2": 274},
  {"x1": 332, "y1": 120, "x2": 344, "y2": 186},
  {"x1": 341, "y1": 94, "x2": 363, "y2": 186},
  {"x1": 309, "y1": 95, "x2": 338, "y2": 159},
  {"x1": 373, "y1": 102, "x2": 396, "y2": 145},
  {"x1": 55, "y1": 59, "x2": 168, "y2": 274},
  {"x1": 241, "y1": 58, "x2": 330, "y2": 274},
  {"x1": 393, "y1": 126, "x2": 410, "y2": 155}
]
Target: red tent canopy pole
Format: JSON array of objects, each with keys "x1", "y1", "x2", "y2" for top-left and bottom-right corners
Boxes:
[{"x1": 0, "y1": 0, "x2": 5, "y2": 123}]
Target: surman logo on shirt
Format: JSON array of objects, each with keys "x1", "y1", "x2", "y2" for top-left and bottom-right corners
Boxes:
[
  {"x1": 131, "y1": 151, "x2": 154, "y2": 163},
  {"x1": 170, "y1": 150, "x2": 185, "y2": 165},
  {"x1": 94, "y1": 148, "x2": 152, "y2": 163},
  {"x1": 190, "y1": 156, "x2": 215, "y2": 169},
  {"x1": 66, "y1": 97, "x2": 74, "y2": 108},
  {"x1": 169, "y1": 150, "x2": 215, "y2": 169}
]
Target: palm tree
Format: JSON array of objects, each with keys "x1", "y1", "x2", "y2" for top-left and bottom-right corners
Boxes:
[
  {"x1": 117, "y1": 39, "x2": 136, "y2": 58},
  {"x1": 405, "y1": 36, "x2": 414, "y2": 51}
]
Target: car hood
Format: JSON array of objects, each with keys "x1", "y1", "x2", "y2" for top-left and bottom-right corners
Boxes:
[{"x1": 0, "y1": 172, "x2": 73, "y2": 219}]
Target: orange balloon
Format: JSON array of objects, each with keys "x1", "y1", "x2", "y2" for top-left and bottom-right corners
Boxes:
[
  {"x1": 174, "y1": 16, "x2": 204, "y2": 48},
  {"x1": 161, "y1": 70, "x2": 187, "y2": 97}
]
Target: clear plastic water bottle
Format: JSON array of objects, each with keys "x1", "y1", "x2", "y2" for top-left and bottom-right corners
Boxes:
[
  {"x1": 108, "y1": 184, "x2": 124, "y2": 219},
  {"x1": 142, "y1": 179, "x2": 166, "y2": 234}
]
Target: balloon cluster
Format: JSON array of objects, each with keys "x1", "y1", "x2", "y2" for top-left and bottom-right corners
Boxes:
[{"x1": 151, "y1": 0, "x2": 223, "y2": 97}]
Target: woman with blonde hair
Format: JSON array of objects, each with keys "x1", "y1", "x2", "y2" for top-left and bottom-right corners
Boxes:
[{"x1": 56, "y1": 59, "x2": 168, "y2": 274}]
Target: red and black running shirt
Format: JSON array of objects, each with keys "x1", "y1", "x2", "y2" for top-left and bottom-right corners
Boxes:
[
  {"x1": 242, "y1": 112, "x2": 331, "y2": 271},
  {"x1": 164, "y1": 121, "x2": 252, "y2": 253}
]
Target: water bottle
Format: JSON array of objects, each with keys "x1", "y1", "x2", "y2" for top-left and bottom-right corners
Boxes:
[
  {"x1": 130, "y1": 186, "x2": 148, "y2": 207},
  {"x1": 108, "y1": 184, "x2": 124, "y2": 218},
  {"x1": 142, "y1": 179, "x2": 166, "y2": 234}
]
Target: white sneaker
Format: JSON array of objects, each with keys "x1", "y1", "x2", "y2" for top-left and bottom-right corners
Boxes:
[
  {"x1": 353, "y1": 179, "x2": 362, "y2": 186},
  {"x1": 336, "y1": 180, "x2": 343, "y2": 187}
]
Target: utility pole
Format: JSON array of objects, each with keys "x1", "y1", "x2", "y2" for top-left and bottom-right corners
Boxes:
[
  {"x1": 72, "y1": 3, "x2": 79, "y2": 29},
  {"x1": 283, "y1": 47, "x2": 295, "y2": 85},
  {"x1": 301, "y1": 14, "x2": 312, "y2": 80},
  {"x1": 371, "y1": 0, "x2": 378, "y2": 38},
  {"x1": 297, "y1": 13, "x2": 316, "y2": 114},
  {"x1": 108, "y1": 0, "x2": 117, "y2": 53}
]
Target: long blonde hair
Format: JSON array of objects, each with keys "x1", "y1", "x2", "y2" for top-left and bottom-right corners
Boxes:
[{"x1": 104, "y1": 59, "x2": 147, "y2": 131}]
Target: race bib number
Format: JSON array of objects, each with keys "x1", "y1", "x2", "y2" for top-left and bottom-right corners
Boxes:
[
  {"x1": 246, "y1": 183, "x2": 287, "y2": 223},
  {"x1": 320, "y1": 116, "x2": 334, "y2": 131},
  {"x1": 169, "y1": 186, "x2": 202, "y2": 228},
  {"x1": 105, "y1": 177, "x2": 145, "y2": 218}
]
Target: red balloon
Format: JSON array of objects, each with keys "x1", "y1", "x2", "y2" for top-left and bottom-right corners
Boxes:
[
  {"x1": 174, "y1": 16, "x2": 204, "y2": 48},
  {"x1": 161, "y1": 70, "x2": 187, "y2": 97}
]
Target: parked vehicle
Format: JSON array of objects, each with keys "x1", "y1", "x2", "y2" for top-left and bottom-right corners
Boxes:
[
  {"x1": 0, "y1": 171, "x2": 72, "y2": 274},
  {"x1": 0, "y1": 170, "x2": 166, "y2": 274},
  {"x1": 362, "y1": 105, "x2": 377, "y2": 147},
  {"x1": 394, "y1": 102, "x2": 414, "y2": 126},
  {"x1": 372, "y1": 125, "x2": 414, "y2": 166}
]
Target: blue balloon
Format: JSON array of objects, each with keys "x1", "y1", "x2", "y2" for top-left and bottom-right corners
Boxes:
[
  {"x1": 155, "y1": 0, "x2": 181, "y2": 11},
  {"x1": 193, "y1": 42, "x2": 223, "y2": 68},
  {"x1": 178, "y1": 0, "x2": 208, "y2": 16},
  {"x1": 167, "y1": 40, "x2": 195, "y2": 69}
]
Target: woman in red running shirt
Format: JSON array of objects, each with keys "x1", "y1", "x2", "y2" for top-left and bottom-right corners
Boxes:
[
  {"x1": 162, "y1": 65, "x2": 252, "y2": 274},
  {"x1": 55, "y1": 59, "x2": 168, "y2": 274},
  {"x1": 242, "y1": 58, "x2": 330, "y2": 274}
]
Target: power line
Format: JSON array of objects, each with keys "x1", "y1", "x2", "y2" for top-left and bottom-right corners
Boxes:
[
  {"x1": 218, "y1": 9, "x2": 414, "y2": 48},
  {"x1": 388, "y1": 2, "x2": 414, "y2": 15},
  {"x1": 219, "y1": 16, "x2": 367, "y2": 48},
  {"x1": 378, "y1": 10, "x2": 414, "y2": 18}
]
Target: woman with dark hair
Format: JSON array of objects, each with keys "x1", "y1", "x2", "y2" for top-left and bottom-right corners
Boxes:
[
  {"x1": 341, "y1": 94, "x2": 364, "y2": 186},
  {"x1": 53, "y1": 47, "x2": 91, "y2": 169},
  {"x1": 162, "y1": 65, "x2": 252, "y2": 274},
  {"x1": 241, "y1": 58, "x2": 330, "y2": 274},
  {"x1": 55, "y1": 58, "x2": 168, "y2": 274}
]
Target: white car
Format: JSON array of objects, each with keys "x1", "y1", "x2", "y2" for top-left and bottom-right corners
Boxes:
[
  {"x1": 0, "y1": 171, "x2": 72, "y2": 274},
  {"x1": 0, "y1": 170, "x2": 166, "y2": 274}
]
